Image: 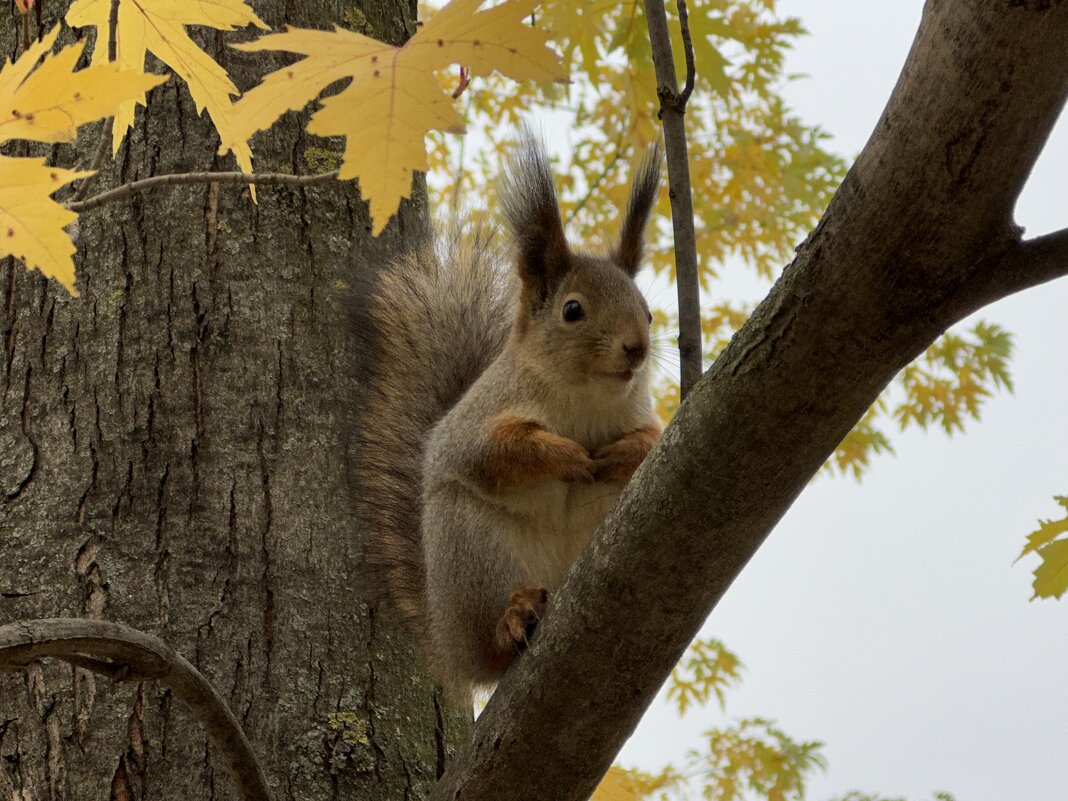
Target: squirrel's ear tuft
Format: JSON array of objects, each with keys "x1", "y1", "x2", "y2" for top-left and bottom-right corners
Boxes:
[
  {"x1": 616, "y1": 143, "x2": 662, "y2": 277},
  {"x1": 500, "y1": 129, "x2": 570, "y2": 302}
]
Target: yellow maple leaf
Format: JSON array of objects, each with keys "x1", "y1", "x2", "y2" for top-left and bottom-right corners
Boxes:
[
  {"x1": 0, "y1": 27, "x2": 165, "y2": 145},
  {"x1": 223, "y1": 0, "x2": 565, "y2": 234},
  {"x1": 0, "y1": 27, "x2": 165, "y2": 295},
  {"x1": 66, "y1": 0, "x2": 266, "y2": 169},
  {"x1": 0, "y1": 157, "x2": 87, "y2": 294}
]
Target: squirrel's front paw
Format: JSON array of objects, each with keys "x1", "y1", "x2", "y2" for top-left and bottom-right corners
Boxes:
[
  {"x1": 548, "y1": 439, "x2": 596, "y2": 484},
  {"x1": 592, "y1": 426, "x2": 659, "y2": 485},
  {"x1": 483, "y1": 415, "x2": 594, "y2": 489},
  {"x1": 495, "y1": 585, "x2": 549, "y2": 652}
]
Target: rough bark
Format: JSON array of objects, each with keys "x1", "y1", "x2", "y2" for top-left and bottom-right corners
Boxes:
[
  {"x1": 0, "y1": 619, "x2": 273, "y2": 801},
  {"x1": 0, "y1": 2, "x2": 467, "y2": 800},
  {"x1": 434, "y1": 2, "x2": 1068, "y2": 800}
]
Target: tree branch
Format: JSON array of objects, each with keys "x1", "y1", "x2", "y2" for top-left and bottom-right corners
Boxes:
[
  {"x1": 68, "y1": 170, "x2": 341, "y2": 213},
  {"x1": 644, "y1": 0, "x2": 702, "y2": 397},
  {"x1": 0, "y1": 618, "x2": 274, "y2": 801},
  {"x1": 947, "y1": 226, "x2": 1068, "y2": 318},
  {"x1": 1002, "y1": 227, "x2": 1068, "y2": 290},
  {"x1": 433, "y1": 3, "x2": 1068, "y2": 799},
  {"x1": 676, "y1": 0, "x2": 696, "y2": 106}
]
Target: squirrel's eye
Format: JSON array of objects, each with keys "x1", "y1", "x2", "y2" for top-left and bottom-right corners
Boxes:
[
  {"x1": 562, "y1": 299, "x2": 585, "y2": 323},
  {"x1": 647, "y1": 311, "x2": 653, "y2": 325}
]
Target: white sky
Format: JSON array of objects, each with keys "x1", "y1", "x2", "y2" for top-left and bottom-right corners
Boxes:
[{"x1": 616, "y1": 3, "x2": 1068, "y2": 800}]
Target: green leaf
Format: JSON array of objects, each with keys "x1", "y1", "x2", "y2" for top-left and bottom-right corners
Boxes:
[
  {"x1": 1018, "y1": 496, "x2": 1068, "y2": 558},
  {"x1": 1017, "y1": 496, "x2": 1068, "y2": 600},
  {"x1": 1032, "y1": 535, "x2": 1068, "y2": 600}
]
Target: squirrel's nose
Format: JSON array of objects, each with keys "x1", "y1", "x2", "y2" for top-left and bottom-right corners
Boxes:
[{"x1": 622, "y1": 341, "x2": 647, "y2": 368}]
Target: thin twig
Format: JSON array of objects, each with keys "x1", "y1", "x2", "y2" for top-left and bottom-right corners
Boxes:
[
  {"x1": 107, "y1": 0, "x2": 119, "y2": 61},
  {"x1": 13, "y1": 3, "x2": 33, "y2": 159},
  {"x1": 643, "y1": 0, "x2": 701, "y2": 397},
  {"x1": 68, "y1": 170, "x2": 341, "y2": 213},
  {"x1": 676, "y1": 0, "x2": 696, "y2": 106},
  {"x1": 449, "y1": 89, "x2": 473, "y2": 215},
  {"x1": 0, "y1": 618, "x2": 274, "y2": 801}
]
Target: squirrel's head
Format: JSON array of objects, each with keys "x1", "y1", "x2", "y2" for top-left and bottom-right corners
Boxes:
[{"x1": 500, "y1": 133, "x2": 662, "y2": 392}]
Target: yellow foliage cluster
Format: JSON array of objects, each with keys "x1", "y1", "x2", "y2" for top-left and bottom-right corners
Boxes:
[
  {"x1": 592, "y1": 638, "x2": 825, "y2": 801},
  {"x1": 4, "y1": 0, "x2": 563, "y2": 292},
  {"x1": 0, "y1": 26, "x2": 163, "y2": 294},
  {"x1": 66, "y1": 0, "x2": 267, "y2": 170},
  {"x1": 222, "y1": 0, "x2": 564, "y2": 233},
  {"x1": 428, "y1": 0, "x2": 842, "y2": 278}
]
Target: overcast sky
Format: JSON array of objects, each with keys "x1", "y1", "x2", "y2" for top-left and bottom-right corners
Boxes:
[{"x1": 617, "y1": 3, "x2": 1068, "y2": 800}]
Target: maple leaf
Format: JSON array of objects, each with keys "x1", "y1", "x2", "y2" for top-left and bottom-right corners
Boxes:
[
  {"x1": 0, "y1": 157, "x2": 88, "y2": 295},
  {"x1": 0, "y1": 27, "x2": 165, "y2": 146},
  {"x1": 667, "y1": 636, "x2": 744, "y2": 715},
  {"x1": 0, "y1": 26, "x2": 165, "y2": 295},
  {"x1": 66, "y1": 0, "x2": 267, "y2": 167},
  {"x1": 1032, "y1": 539, "x2": 1068, "y2": 601},
  {"x1": 1019, "y1": 496, "x2": 1068, "y2": 600},
  {"x1": 223, "y1": 0, "x2": 566, "y2": 234}
]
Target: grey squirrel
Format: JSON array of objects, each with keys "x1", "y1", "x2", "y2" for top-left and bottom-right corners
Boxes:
[{"x1": 359, "y1": 133, "x2": 662, "y2": 702}]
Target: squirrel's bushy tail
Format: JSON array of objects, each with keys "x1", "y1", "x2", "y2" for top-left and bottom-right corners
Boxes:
[{"x1": 357, "y1": 226, "x2": 512, "y2": 637}]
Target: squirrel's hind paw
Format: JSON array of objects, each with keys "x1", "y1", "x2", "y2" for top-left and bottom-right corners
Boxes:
[{"x1": 495, "y1": 584, "x2": 549, "y2": 652}]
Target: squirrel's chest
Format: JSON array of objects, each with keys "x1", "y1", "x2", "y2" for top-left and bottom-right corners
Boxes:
[{"x1": 494, "y1": 480, "x2": 620, "y2": 586}]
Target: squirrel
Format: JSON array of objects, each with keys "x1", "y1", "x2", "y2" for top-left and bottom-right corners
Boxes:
[{"x1": 358, "y1": 132, "x2": 663, "y2": 702}]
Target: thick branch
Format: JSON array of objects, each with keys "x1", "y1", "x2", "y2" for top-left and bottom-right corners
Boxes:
[
  {"x1": 1000, "y1": 227, "x2": 1068, "y2": 290},
  {"x1": 68, "y1": 170, "x2": 340, "y2": 213},
  {"x1": 644, "y1": 0, "x2": 702, "y2": 397},
  {"x1": 434, "y1": 3, "x2": 1068, "y2": 800},
  {"x1": 0, "y1": 619, "x2": 274, "y2": 801}
]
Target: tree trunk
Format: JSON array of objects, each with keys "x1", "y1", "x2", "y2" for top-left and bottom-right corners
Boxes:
[{"x1": 0, "y1": 2, "x2": 467, "y2": 800}]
